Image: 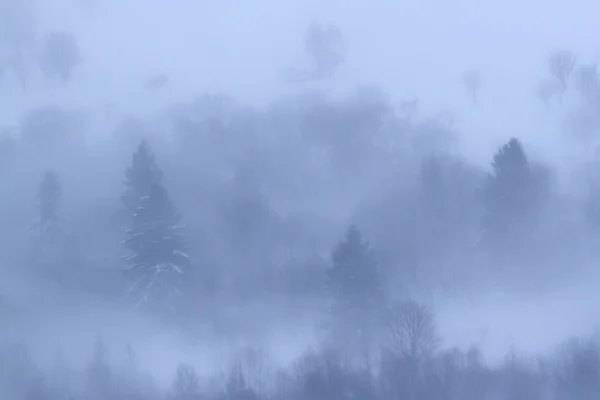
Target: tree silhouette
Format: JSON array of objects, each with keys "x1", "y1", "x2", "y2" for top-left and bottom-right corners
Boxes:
[
  {"x1": 0, "y1": 0, "x2": 37, "y2": 89},
  {"x1": 481, "y1": 138, "x2": 549, "y2": 258},
  {"x1": 385, "y1": 300, "x2": 439, "y2": 360},
  {"x1": 575, "y1": 63, "x2": 600, "y2": 104},
  {"x1": 287, "y1": 21, "x2": 347, "y2": 82},
  {"x1": 30, "y1": 170, "x2": 63, "y2": 246},
  {"x1": 27, "y1": 170, "x2": 85, "y2": 282},
  {"x1": 121, "y1": 140, "x2": 163, "y2": 218},
  {"x1": 122, "y1": 183, "x2": 191, "y2": 315},
  {"x1": 463, "y1": 70, "x2": 482, "y2": 104},
  {"x1": 39, "y1": 30, "x2": 81, "y2": 83},
  {"x1": 327, "y1": 225, "x2": 383, "y2": 350},
  {"x1": 170, "y1": 363, "x2": 201, "y2": 400},
  {"x1": 548, "y1": 50, "x2": 577, "y2": 96}
]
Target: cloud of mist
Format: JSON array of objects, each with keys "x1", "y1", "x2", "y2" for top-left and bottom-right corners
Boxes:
[{"x1": 3, "y1": 0, "x2": 600, "y2": 398}]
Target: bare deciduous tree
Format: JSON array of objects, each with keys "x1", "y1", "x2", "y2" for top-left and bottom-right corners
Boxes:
[
  {"x1": 548, "y1": 50, "x2": 577, "y2": 93},
  {"x1": 234, "y1": 347, "x2": 274, "y2": 396},
  {"x1": 39, "y1": 30, "x2": 81, "y2": 83},
  {"x1": 575, "y1": 63, "x2": 600, "y2": 103},
  {"x1": 0, "y1": 0, "x2": 37, "y2": 89},
  {"x1": 385, "y1": 300, "x2": 440, "y2": 361},
  {"x1": 382, "y1": 301, "x2": 439, "y2": 400},
  {"x1": 463, "y1": 70, "x2": 482, "y2": 104},
  {"x1": 304, "y1": 21, "x2": 347, "y2": 80},
  {"x1": 224, "y1": 364, "x2": 260, "y2": 400},
  {"x1": 170, "y1": 363, "x2": 201, "y2": 400}
]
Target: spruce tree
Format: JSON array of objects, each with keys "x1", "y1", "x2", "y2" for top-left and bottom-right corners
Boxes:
[
  {"x1": 481, "y1": 138, "x2": 548, "y2": 256},
  {"x1": 121, "y1": 139, "x2": 163, "y2": 217},
  {"x1": 327, "y1": 225, "x2": 383, "y2": 350},
  {"x1": 30, "y1": 170, "x2": 63, "y2": 251},
  {"x1": 122, "y1": 182, "x2": 190, "y2": 315},
  {"x1": 27, "y1": 170, "x2": 79, "y2": 278}
]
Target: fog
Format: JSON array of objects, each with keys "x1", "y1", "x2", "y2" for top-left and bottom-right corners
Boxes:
[{"x1": 2, "y1": 0, "x2": 600, "y2": 399}]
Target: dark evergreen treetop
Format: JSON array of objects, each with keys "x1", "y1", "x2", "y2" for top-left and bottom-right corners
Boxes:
[
  {"x1": 28, "y1": 170, "x2": 76, "y2": 271},
  {"x1": 483, "y1": 138, "x2": 535, "y2": 221},
  {"x1": 481, "y1": 137, "x2": 551, "y2": 255},
  {"x1": 121, "y1": 139, "x2": 163, "y2": 215},
  {"x1": 328, "y1": 225, "x2": 382, "y2": 312}
]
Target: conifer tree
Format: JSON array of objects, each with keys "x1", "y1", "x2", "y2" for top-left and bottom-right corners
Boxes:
[
  {"x1": 26, "y1": 169, "x2": 82, "y2": 280},
  {"x1": 29, "y1": 170, "x2": 64, "y2": 257},
  {"x1": 121, "y1": 139, "x2": 163, "y2": 217},
  {"x1": 327, "y1": 225, "x2": 383, "y2": 350},
  {"x1": 481, "y1": 138, "x2": 549, "y2": 255},
  {"x1": 122, "y1": 182, "x2": 190, "y2": 315}
]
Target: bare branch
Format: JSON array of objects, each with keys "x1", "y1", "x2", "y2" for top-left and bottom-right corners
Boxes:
[
  {"x1": 548, "y1": 49, "x2": 577, "y2": 90},
  {"x1": 575, "y1": 63, "x2": 600, "y2": 103},
  {"x1": 170, "y1": 363, "x2": 201, "y2": 399},
  {"x1": 384, "y1": 300, "x2": 440, "y2": 361}
]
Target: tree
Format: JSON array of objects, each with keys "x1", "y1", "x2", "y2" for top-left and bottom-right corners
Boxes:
[
  {"x1": 548, "y1": 50, "x2": 577, "y2": 95},
  {"x1": 170, "y1": 363, "x2": 202, "y2": 400},
  {"x1": 385, "y1": 300, "x2": 439, "y2": 360},
  {"x1": 27, "y1": 170, "x2": 84, "y2": 283},
  {"x1": 481, "y1": 138, "x2": 549, "y2": 257},
  {"x1": 554, "y1": 339, "x2": 600, "y2": 400},
  {"x1": 121, "y1": 139, "x2": 163, "y2": 217},
  {"x1": 463, "y1": 70, "x2": 482, "y2": 104},
  {"x1": 39, "y1": 30, "x2": 81, "y2": 83},
  {"x1": 0, "y1": 0, "x2": 37, "y2": 89},
  {"x1": 327, "y1": 225, "x2": 383, "y2": 350},
  {"x1": 29, "y1": 170, "x2": 63, "y2": 251},
  {"x1": 382, "y1": 300, "x2": 440, "y2": 400},
  {"x1": 86, "y1": 338, "x2": 112, "y2": 400},
  {"x1": 304, "y1": 21, "x2": 347, "y2": 80},
  {"x1": 575, "y1": 63, "x2": 600, "y2": 104},
  {"x1": 122, "y1": 182, "x2": 191, "y2": 315},
  {"x1": 583, "y1": 153, "x2": 600, "y2": 230}
]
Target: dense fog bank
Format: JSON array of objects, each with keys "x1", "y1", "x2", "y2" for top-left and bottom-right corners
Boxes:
[{"x1": 3, "y1": 0, "x2": 600, "y2": 399}]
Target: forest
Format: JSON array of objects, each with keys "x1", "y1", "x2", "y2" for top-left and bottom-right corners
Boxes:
[{"x1": 2, "y1": 2, "x2": 600, "y2": 400}]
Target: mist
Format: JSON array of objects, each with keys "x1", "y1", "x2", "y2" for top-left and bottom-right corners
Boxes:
[{"x1": 2, "y1": 0, "x2": 600, "y2": 399}]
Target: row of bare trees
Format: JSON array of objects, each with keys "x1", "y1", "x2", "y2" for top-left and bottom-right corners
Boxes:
[
  {"x1": 3, "y1": 304, "x2": 599, "y2": 400},
  {"x1": 535, "y1": 49, "x2": 600, "y2": 107},
  {"x1": 284, "y1": 21, "x2": 600, "y2": 113}
]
